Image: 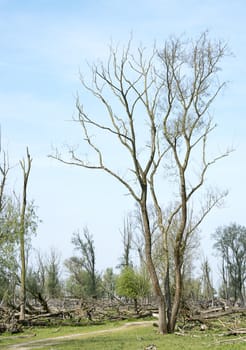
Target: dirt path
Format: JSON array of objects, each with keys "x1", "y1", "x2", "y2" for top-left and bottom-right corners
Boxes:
[{"x1": 7, "y1": 321, "x2": 153, "y2": 350}]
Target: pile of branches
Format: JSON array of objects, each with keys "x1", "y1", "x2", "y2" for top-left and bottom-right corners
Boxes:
[
  {"x1": 0, "y1": 305, "x2": 23, "y2": 334},
  {"x1": 0, "y1": 297, "x2": 155, "y2": 333},
  {"x1": 176, "y1": 301, "x2": 246, "y2": 345}
]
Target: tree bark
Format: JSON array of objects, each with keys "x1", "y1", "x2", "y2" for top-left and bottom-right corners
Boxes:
[
  {"x1": 170, "y1": 256, "x2": 182, "y2": 332},
  {"x1": 140, "y1": 200, "x2": 167, "y2": 334}
]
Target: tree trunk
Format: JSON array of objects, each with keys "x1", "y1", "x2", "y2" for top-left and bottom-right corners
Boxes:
[
  {"x1": 19, "y1": 148, "x2": 32, "y2": 321},
  {"x1": 238, "y1": 284, "x2": 245, "y2": 307},
  {"x1": 170, "y1": 262, "x2": 182, "y2": 332},
  {"x1": 162, "y1": 234, "x2": 172, "y2": 332},
  {"x1": 19, "y1": 229, "x2": 26, "y2": 321},
  {"x1": 140, "y1": 201, "x2": 167, "y2": 334},
  {"x1": 158, "y1": 295, "x2": 166, "y2": 334}
]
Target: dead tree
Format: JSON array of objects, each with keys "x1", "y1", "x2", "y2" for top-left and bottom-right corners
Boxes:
[{"x1": 0, "y1": 131, "x2": 10, "y2": 214}]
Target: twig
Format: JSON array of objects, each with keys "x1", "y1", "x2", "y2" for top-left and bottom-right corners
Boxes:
[{"x1": 209, "y1": 336, "x2": 246, "y2": 346}]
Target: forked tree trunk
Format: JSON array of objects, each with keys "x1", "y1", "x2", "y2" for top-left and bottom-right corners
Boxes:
[{"x1": 140, "y1": 200, "x2": 168, "y2": 334}]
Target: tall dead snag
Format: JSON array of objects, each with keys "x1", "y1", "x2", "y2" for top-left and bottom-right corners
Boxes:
[
  {"x1": 19, "y1": 148, "x2": 32, "y2": 321},
  {"x1": 0, "y1": 130, "x2": 9, "y2": 214},
  {"x1": 51, "y1": 33, "x2": 232, "y2": 333},
  {"x1": 118, "y1": 213, "x2": 134, "y2": 268}
]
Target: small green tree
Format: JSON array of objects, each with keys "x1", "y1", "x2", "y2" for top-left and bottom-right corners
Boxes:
[
  {"x1": 45, "y1": 249, "x2": 62, "y2": 298},
  {"x1": 213, "y1": 223, "x2": 246, "y2": 305},
  {"x1": 65, "y1": 258, "x2": 102, "y2": 298},
  {"x1": 0, "y1": 198, "x2": 38, "y2": 307},
  {"x1": 0, "y1": 196, "x2": 19, "y2": 304},
  {"x1": 116, "y1": 266, "x2": 150, "y2": 311},
  {"x1": 0, "y1": 143, "x2": 39, "y2": 310},
  {"x1": 101, "y1": 268, "x2": 117, "y2": 299}
]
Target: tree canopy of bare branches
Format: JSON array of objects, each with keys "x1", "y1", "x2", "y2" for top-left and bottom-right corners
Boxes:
[{"x1": 51, "y1": 32, "x2": 232, "y2": 333}]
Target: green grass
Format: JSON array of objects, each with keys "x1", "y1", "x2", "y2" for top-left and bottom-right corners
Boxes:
[
  {"x1": 0, "y1": 322, "x2": 114, "y2": 348},
  {"x1": 0, "y1": 318, "x2": 246, "y2": 349},
  {"x1": 35, "y1": 327, "x2": 246, "y2": 350}
]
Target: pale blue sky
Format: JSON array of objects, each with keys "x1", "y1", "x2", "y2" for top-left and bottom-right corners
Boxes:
[{"x1": 1, "y1": 0, "x2": 245, "y2": 278}]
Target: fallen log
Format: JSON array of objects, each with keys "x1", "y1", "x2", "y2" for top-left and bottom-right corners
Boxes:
[
  {"x1": 199, "y1": 307, "x2": 246, "y2": 320},
  {"x1": 226, "y1": 328, "x2": 246, "y2": 336},
  {"x1": 26, "y1": 311, "x2": 66, "y2": 321}
]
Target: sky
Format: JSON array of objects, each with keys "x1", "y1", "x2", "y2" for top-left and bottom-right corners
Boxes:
[{"x1": 0, "y1": 0, "x2": 245, "y2": 281}]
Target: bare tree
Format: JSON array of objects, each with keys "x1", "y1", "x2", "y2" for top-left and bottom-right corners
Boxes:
[
  {"x1": 51, "y1": 33, "x2": 231, "y2": 333},
  {"x1": 0, "y1": 136, "x2": 11, "y2": 253},
  {"x1": 118, "y1": 213, "x2": 134, "y2": 268},
  {"x1": 213, "y1": 223, "x2": 246, "y2": 306},
  {"x1": 71, "y1": 227, "x2": 98, "y2": 297},
  {"x1": 0, "y1": 131, "x2": 10, "y2": 214},
  {"x1": 19, "y1": 148, "x2": 32, "y2": 320}
]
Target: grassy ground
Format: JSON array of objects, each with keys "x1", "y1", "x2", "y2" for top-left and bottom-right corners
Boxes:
[{"x1": 0, "y1": 317, "x2": 246, "y2": 349}]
